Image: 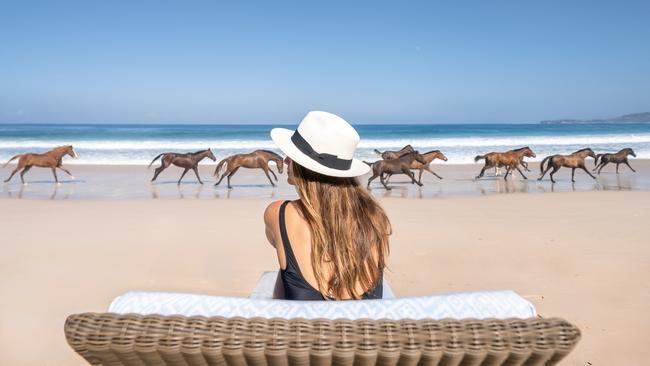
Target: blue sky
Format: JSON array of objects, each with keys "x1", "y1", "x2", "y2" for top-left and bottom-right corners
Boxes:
[{"x1": 1, "y1": 0, "x2": 649, "y2": 124}]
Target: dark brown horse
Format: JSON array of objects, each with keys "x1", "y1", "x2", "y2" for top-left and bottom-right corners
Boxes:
[
  {"x1": 366, "y1": 151, "x2": 427, "y2": 190},
  {"x1": 214, "y1": 150, "x2": 284, "y2": 189},
  {"x1": 383, "y1": 149, "x2": 448, "y2": 184},
  {"x1": 149, "y1": 149, "x2": 216, "y2": 184},
  {"x1": 374, "y1": 144, "x2": 415, "y2": 160},
  {"x1": 3, "y1": 145, "x2": 77, "y2": 184},
  {"x1": 475, "y1": 146, "x2": 536, "y2": 180},
  {"x1": 593, "y1": 148, "x2": 636, "y2": 174},
  {"x1": 538, "y1": 148, "x2": 596, "y2": 183}
]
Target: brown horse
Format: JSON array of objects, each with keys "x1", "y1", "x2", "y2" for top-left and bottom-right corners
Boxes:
[
  {"x1": 538, "y1": 148, "x2": 596, "y2": 183},
  {"x1": 214, "y1": 150, "x2": 284, "y2": 189},
  {"x1": 475, "y1": 146, "x2": 536, "y2": 180},
  {"x1": 374, "y1": 144, "x2": 415, "y2": 160},
  {"x1": 495, "y1": 148, "x2": 532, "y2": 176},
  {"x1": 3, "y1": 145, "x2": 77, "y2": 184},
  {"x1": 593, "y1": 148, "x2": 636, "y2": 174},
  {"x1": 383, "y1": 149, "x2": 448, "y2": 184},
  {"x1": 149, "y1": 149, "x2": 216, "y2": 184},
  {"x1": 366, "y1": 151, "x2": 427, "y2": 190}
]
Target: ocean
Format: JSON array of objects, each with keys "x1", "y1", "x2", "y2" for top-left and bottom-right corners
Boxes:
[{"x1": 1, "y1": 123, "x2": 649, "y2": 165}]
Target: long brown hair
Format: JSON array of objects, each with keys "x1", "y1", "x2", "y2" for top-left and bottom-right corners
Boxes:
[{"x1": 291, "y1": 161, "x2": 391, "y2": 299}]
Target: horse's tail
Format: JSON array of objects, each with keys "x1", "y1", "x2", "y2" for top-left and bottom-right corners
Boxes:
[
  {"x1": 594, "y1": 154, "x2": 603, "y2": 166},
  {"x1": 148, "y1": 153, "x2": 165, "y2": 168},
  {"x1": 213, "y1": 157, "x2": 229, "y2": 178},
  {"x1": 3, "y1": 154, "x2": 21, "y2": 168},
  {"x1": 474, "y1": 154, "x2": 486, "y2": 162},
  {"x1": 539, "y1": 155, "x2": 552, "y2": 173},
  {"x1": 373, "y1": 149, "x2": 383, "y2": 155},
  {"x1": 363, "y1": 160, "x2": 374, "y2": 166}
]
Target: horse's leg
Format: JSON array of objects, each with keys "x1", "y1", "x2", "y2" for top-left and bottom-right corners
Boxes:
[
  {"x1": 503, "y1": 167, "x2": 511, "y2": 180},
  {"x1": 192, "y1": 167, "x2": 203, "y2": 184},
  {"x1": 405, "y1": 168, "x2": 422, "y2": 186},
  {"x1": 476, "y1": 164, "x2": 489, "y2": 179},
  {"x1": 269, "y1": 168, "x2": 278, "y2": 181},
  {"x1": 380, "y1": 174, "x2": 391, "y2": 190},
  {"x1": 597, "y1": 161, "x2": 607, "y2": 174},
  {"x1": 366, "y1": 173, "x2": 378, "y2": 189},
  {"x1": 625, "y1": 161, "x2": 636, "y2": 172},
  {"x1": 571, "y1": 168, "x2": 576, "y2": 182},
  {"x1": 262, "y1": 167, "x2": 276, "y2": 187},
  {"x1": 522, "y1": 161, "x2": 530, "y2": 172},
  {"x1": 616, "y1": 163, "x2": 620, "y2": 174},
  {"x1": 177, "y1": 168, "x2": 189, "y2": 185},
  {"x1": 18, "y1": 166, "x2": 31, "y2": 184},
  {"x1": 549, "y1": 166, "x2": 560, "y2": 183},
  {"x1": 50, "y1": 167, "x2": 59, "y2": 183},
  {"x1": 214, "y1": 166, "x2": 231, "y2": 186},
  {"x1": 5, "y1": 168, "x2": 21, "y2": 183},
  {"x1": 151, "y1": 161, "x2": 168, "y2": 182},
  {"x1": 418, "y1": 169, "x2": 424, "y2": 184},
  {"x1": 227, "y1": 167, "x2": 240, "y2": 189},
  {"x1": 495, "y1": 166, "x2": 500, "y2": 176},
  {"x1": 427, "y1": 166, "x2": 443, "y2": 180},
  {"x1": 383, "y1": 173, "x2": 392, "y2": 185},
  {"x1": 580, "y1": 165, "x2": 596, "y2": 179},
  {"x1": 516, "y1": 166, "x2": 527, "y2": 179},
  {"x1": 57, "y1": 166, "x2": 74, "y2": 178}
]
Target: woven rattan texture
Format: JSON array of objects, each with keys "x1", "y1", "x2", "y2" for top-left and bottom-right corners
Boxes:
[{"x1": 65, "y1": 313, "x2": 580, "y2": 366}]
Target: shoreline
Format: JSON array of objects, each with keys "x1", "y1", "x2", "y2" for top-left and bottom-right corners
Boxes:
[{"x1": 2, "y1": 159, "x2": 649, "y2": 200}]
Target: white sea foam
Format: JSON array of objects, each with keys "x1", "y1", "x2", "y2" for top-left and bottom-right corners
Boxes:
[{"x1": 1, "y1": 133, "x2": 650, "y2": 150}]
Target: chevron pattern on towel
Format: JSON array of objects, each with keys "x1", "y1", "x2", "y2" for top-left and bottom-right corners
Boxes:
[{"x1": 109, "y1": 290, "x2": 536, "y2": 319}]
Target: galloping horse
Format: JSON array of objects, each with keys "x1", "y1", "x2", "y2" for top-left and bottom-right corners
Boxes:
[
  {"x1": 374, "y1": 144, "x2": 415, "y2": 160},
  {"x1": 366, "y1": 151, "x2": 427, "y2": 190},
  {"x1": 214, "y1": 150, "x2": 284, "y2": 189},
  {"x1": 593, "y1": 148, "x2": 636, "y2": 174},
  {"x1": 3, "y1": 145, "x2": 77, "y2": 184},
  {"x1": 475, "y1": 147, "x2": 536, "y2": 180},
  {"x1": 383, "y1": 149, "x2": 448, "y2": 184},
  {"x1": 149, "y1": 149, "x2": 216, "y2": 184},
  {"x1": 538, "y1": 148, "x2": 596, "y2": 183},
  {"x1": 495, "y1": 147, "x2": 532, "y2": 176}
]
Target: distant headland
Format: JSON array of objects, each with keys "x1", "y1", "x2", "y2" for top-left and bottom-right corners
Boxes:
[{"x1": 540, "y1": 112, "x2": 650, "y2": 124}]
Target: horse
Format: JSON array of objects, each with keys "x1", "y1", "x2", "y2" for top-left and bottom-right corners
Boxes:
[
  {"x1": 214, "y1": 150, "x2": 284, "y2": 189},
  {"x1": 383, "y1": 149, "x2": 448, "y2": 184},
  {"x1": 3, "y1": 145, "x2": 77, "y2": 184},
  {"x1": 474, "y1": 146, "x2": 536, "y2": 180},
  {"x1": 494, "y1": 147, "x2": 532, "y2": 176},
  {"x1": 593, "y1": 148, "x2": 636, "y2": 174},
  {"x1": 148, "y1": 149, "x2": 216, "y2": 185},
  {"x1": 538, "y1": 148, "x2": 596, "y2": 183},
  {"x1": 366, "y1": 151, "x2": 427, "y2": 190},
  {"x1": 373, "y1": 144, "x2": 415, "y2": 160}
]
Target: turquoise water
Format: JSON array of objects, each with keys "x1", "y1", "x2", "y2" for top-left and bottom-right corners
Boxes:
[{"x1": 1, "y1": 123, "x2": 649, "y2": 164}]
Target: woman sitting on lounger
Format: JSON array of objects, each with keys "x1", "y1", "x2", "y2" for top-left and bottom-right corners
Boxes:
[{"x1": 264, "y1": 111, "x2": 391, "y2": 300}]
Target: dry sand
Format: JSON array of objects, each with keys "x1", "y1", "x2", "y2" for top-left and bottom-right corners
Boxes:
[{"x1": 1, "y1": 191, "x2": 649, "y2": 364}]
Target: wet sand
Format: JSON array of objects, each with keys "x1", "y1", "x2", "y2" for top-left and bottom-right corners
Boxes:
[
  {"x1": 1, "y1": 159, "x2": 649, "y2": 200},
  {"x1": 0, "y1": 192, "x2": 649, "y2": 364}
]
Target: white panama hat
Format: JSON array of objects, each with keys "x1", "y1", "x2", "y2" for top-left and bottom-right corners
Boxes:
[{"x1": 270, "y1": 111, "x2": 370, "y2": 178}]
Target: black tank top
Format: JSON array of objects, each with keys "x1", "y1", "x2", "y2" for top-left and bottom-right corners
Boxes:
[{"x1": 279, "y1": 200, "x2": 383, "y2": 301}]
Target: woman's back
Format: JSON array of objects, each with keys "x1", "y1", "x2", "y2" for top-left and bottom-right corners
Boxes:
[{"x1": 274, "y1": 200, "x2": 382, "y2": 300}]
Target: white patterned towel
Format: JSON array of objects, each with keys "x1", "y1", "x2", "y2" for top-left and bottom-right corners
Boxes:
[{"x1": 109, "y1": 290, "x2": 536, "y2": 320}]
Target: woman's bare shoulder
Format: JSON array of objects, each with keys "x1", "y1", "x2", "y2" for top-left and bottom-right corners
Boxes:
[{"x1": 264, "y1": 200, "x2": 285, "y2": 226}]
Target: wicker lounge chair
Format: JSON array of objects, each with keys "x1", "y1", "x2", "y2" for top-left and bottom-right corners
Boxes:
[{"x1": 65, "y1": 273, "x2": 580, "y2": 365}]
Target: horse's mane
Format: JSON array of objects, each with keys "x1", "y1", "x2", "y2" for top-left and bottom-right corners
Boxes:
[
  {"x1": 257, "y1": 149, "x2": 282, "y2": 158},
  {"x1": 422, "y1": 149, "x2": 441, "y2": 155},
  {"x1": 192, "y1": 149, "x2": 211, "y2": 154},
  {"x1": 511, "y1": 146, "x2": 530, "y2": 151},
  {"x1": 573, "y1": 147, "x2": 592, "y2": 154}
]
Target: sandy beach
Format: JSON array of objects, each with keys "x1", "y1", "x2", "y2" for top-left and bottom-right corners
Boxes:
[{"x1": 0, "y1": 188, "x2": 648, "y2": 364}]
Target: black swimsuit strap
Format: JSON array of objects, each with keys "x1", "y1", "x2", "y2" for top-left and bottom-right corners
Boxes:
[{"x1": 279, "y1": 200, "x2": 299, "y2": 271}]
